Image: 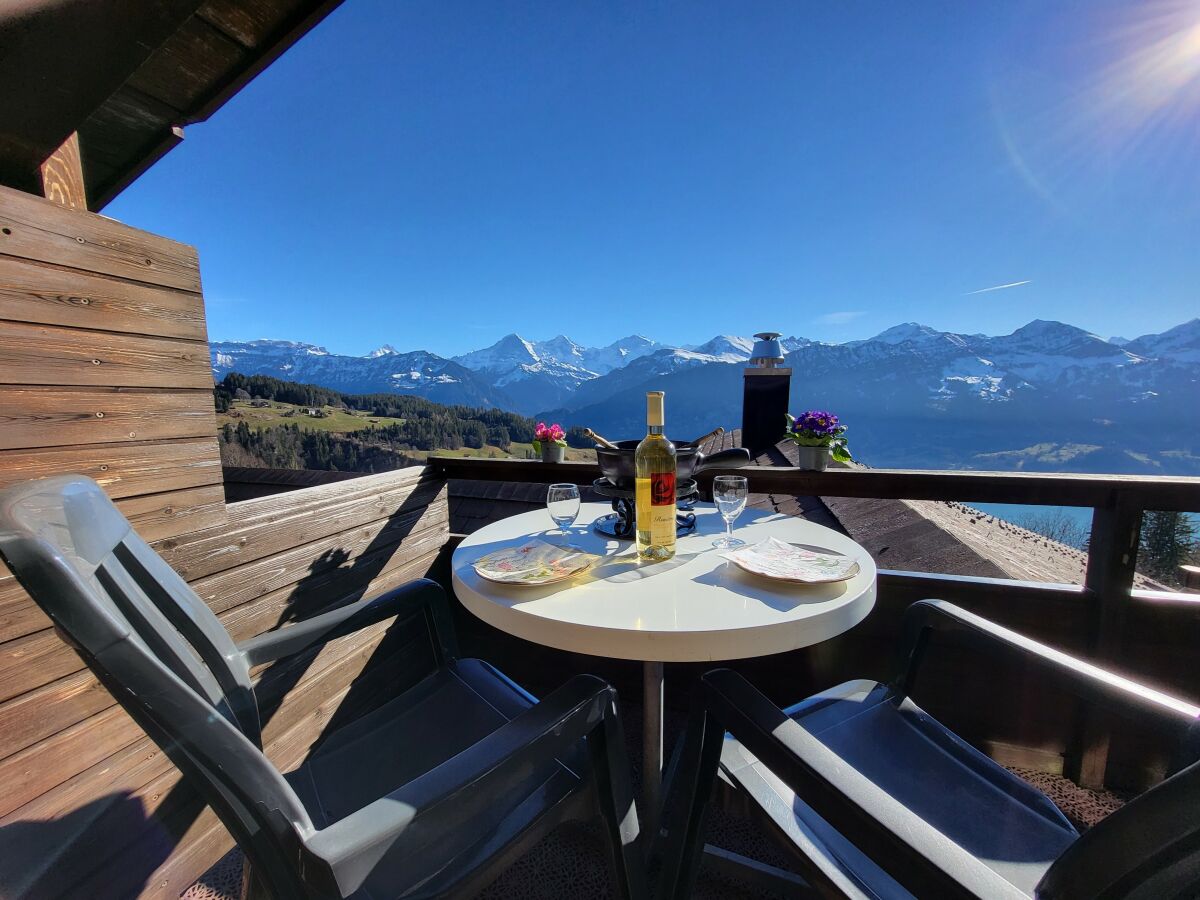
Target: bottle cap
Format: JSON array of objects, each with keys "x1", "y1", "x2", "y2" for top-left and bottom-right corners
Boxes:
[{"x1": 646, "y1": 391, "x2": 664, "y2": 427}]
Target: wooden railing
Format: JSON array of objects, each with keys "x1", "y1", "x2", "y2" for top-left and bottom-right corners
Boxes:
[{"x1": 431, "y1": 456, "x2": 1200, "y2": 788}]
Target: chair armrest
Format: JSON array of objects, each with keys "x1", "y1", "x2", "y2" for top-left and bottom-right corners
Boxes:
[
  {"x1": 236, "y1": 578, "x2": 458, "y2": 667},
  {"x1": 888, "y1": 600, "x2": 1199, "y2": 739},
  {"x1": 700, "y1": 668, "x2": 1019, "y2": 900},
  {"x1": 303, "y1": 674, "x2": 624, "y2": 896}
]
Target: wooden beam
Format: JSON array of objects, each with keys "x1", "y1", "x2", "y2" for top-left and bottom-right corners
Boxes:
[
  {"x1": 1065, "y1": 494, "x2": 1143, "y2": 788},
  {"x1": 90, "y1": 125, "x2": 183, "y2": 212},
  {"x1": 430, "y1": 456, "x2": 1200, "y2": 512},
  {"x1": 39, "y1": 133, "x2": 87, "y2": 209}
]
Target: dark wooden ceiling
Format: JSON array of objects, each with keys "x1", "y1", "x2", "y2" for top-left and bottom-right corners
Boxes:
[{"x1": 0, "y1": 0, "x2": 344, "y2": 210}]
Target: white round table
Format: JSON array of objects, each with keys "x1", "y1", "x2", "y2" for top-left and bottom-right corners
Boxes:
[{"x1": 451, "y1": 502, "x2": 877, "y2": 822}]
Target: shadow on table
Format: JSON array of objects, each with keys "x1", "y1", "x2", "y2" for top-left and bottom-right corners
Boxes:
[
  {"x1": 690, "y1": 561, "x2": 851, "y2": 610},
  {"x1": 457, "y1": 529, "x2": 716, "y2": 600}
]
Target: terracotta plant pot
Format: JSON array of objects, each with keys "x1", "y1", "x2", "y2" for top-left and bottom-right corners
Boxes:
[
  {"x1": 541, "y1": 443, "x2": 565, "y2": 463},
  {"x1": 792, "y1": 445, "x2": 830, "y2": 471}
]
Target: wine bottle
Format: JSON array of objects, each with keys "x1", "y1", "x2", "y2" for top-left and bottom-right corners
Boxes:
[{"x1": 635, "y1": 391, "x2": 677, "y2": 561}]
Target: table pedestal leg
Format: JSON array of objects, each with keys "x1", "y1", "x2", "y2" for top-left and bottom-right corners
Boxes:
[{"x1": 643, "y1": 659, "x2": 664, "y2": 840}]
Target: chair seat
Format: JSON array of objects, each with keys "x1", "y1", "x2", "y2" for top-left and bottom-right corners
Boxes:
[
  {"x1": 719, "y1": 679, "x2": 1080, "y2": 899},
  {"x1": 287, "y1": 658, "x2": 588, "y2": 899}
]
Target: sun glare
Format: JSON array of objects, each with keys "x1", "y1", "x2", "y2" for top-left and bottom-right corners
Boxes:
[
  {"x1": 991, "y1": 0, "x2": 1200, "y2": 212},
  {"x1": 1100, "y1": 1, "x2": 1200, "y2": 124}
]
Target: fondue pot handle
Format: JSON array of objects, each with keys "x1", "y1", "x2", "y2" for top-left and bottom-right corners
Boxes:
[{"x1": 693, "y1": 447, "x2": 751, "y2": 473}]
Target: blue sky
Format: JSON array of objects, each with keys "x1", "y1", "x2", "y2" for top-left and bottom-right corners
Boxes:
[{"x1": 108, "y1": 0, "x2": 1200, "y2": 357}]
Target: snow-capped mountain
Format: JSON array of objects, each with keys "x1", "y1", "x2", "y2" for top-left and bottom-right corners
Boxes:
[
  {"x1": 210, "y1": 339, "x2": 499, "y2": 407},
  {"x1": 539, "y1": 319, "x2": 1200, "y2": 475},
  {"x1": 451, "y1": 334, "x2": 603, "y2": 411},
  {"x1": 1125, "y1": 318, "x2": 1200, "y2": 363},
  {"x1": 209, "y1": 320, "x2": 1199, "y2": 474}
]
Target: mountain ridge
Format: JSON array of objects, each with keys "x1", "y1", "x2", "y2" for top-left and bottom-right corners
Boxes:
[{"x1": 210, "y1": 318, "x2": 1200, "y2": 475}]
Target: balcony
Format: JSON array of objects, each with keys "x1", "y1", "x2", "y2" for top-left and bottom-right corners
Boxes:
[{"x1": 1, "y1": 6, "x2": 1199, "y2": 894}]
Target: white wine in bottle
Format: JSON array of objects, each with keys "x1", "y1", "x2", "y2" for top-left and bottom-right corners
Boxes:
[{"x1": 635, "y1": 391, "x2": 677, "y2": 562}]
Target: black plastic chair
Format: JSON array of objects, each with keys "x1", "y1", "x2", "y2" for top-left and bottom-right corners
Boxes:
[
  {"x1": 0, "y1": 476, "x2": 647, "y2": 899},
  {"x1": 660, "y1": 599, "x2": 1200, "y2": 899}
]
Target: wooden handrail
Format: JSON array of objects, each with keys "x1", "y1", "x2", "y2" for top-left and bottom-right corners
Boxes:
[{"x1": 429, "y1": 457, "x2": 1200, "y2": 511}]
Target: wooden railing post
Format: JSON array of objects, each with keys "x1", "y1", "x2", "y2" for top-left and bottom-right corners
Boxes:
[{"x1": 1065, "y1": 493, "x2": 1142, "y2": 788}]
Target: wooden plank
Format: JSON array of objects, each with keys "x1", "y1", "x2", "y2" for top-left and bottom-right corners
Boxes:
[
  {"x1": 0, "y1": 540, "x2": 441, "y2": 758},
  {"x1": 152, "y1": 466, "x2": 429, "y2": 567},
  {"x1": 0, "y1": 183, "x2": 201, "y2": 292},
  {"x1": 164, "y1": 470, "x2": 443, "y2": 580},
  {"x1": 0, "y1": 486, "x2": 227, "y2": 643},
  {"x1": 0, "y1": 254, "x2": 206, "y2": 340},
  {"x1": 0, "y1": 388, "x2": 216, "y2": 450},
  {"x1": 432, "y1": 457, "x2": 601, "y2": 486},
  {"x1": 1066, "y1": 496, "x2": 1144, "y2": 788},
  {"x1": 114, "y1": 484, "x2": 228, "y2": 542},
  {"x1": 0, "y1": 568, "x2": 50, "y2": 642},
  {"x1": 125, "y1": 16, "x2": 250, "y2": 114},
  {"x1": 0, "y1": 497, "x2": 440, "y2": 705},
  {"x1": 199, "y1": 0, "x2": 291, "y2": 47},
  {"x1": 39, "y1": 132, "x2": 87, "y2": 210},
  {"x1": 77, "y1": 85, "x2": 179, "y2": 171},
  {"x1": 0, "y1": 628, "x2": 84, "y2": 705},
  {"x1": 0, "y1": 438, "x2": 222, "y2": 499},
  {"x1": 189, "y1": 498, "x2": 448, "y2": 614},
  {"x1": 0, "y1": 470, "x2": 425, "y2": 643},
  {"x1": 226, "y1": 465, "x2": 429, "y2": 528},
  {"x1": 0, "y1": 320, "x2": 212, "y2": 389},
  {"x1": 0, "y1": 669, "x2": 113, "y2": 762},
  {"x1": 222, "y1": 527, "x2": 450, "y2": 644},
  {"x1": 0, "y1": 702, "x2": 135, "y2": 818}
]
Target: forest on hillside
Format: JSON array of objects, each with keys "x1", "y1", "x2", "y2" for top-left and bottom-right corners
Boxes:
[{"x1": 214, "y1": 373, "x2": 589, "y2": 472}]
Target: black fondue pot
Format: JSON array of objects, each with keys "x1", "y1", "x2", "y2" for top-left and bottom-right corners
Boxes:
[{"x1": 594, "y1": 440, "x2": 751, "y2": 492}]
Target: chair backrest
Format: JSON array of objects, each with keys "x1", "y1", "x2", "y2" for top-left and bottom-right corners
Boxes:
[
  {"x1": 0, "y1": 476, "x2": 320, "y2": 895},
  {"x1": 1036, "y1": 730, "x2": 1200, "y2": 899}
]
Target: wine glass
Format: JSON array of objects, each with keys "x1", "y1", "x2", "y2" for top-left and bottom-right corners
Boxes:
[
  {"x1": 546, "y1": 483, "x2": 580, "y2": 543},
  {"x1": 712, "y1": 475, "x2": 748, "y2": 549}
]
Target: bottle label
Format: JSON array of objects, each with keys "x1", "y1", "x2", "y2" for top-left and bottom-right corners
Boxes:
[{"x1": 637, "y1": 472, "x2": 677, "y2": 546}]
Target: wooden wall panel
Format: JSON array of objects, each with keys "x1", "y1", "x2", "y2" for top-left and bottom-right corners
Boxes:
[
  {"x1": 0, "y1": 439, "x2": 222, "y2": 498},
  {"x1": 0, "y1": 185, "x2": 460, "y2": 899},
  {"x1": 0, "y1": 185, "x2": 201, "y2": 292},
  {"x1": 0, "y1": 184, "x2": 221, "y2": 521},
  {"x1": 0, "y1": 185, "x2": 457, "y2": 899},
  {"x1": 0, "y1": 255, "x2": 207, "y2": 340},
  {"x1": 0, "y1": 320, "x2": 212, "y2": 388},
  {"x1": 0, "y1": 388, "x2": 217, "y2": 449}
]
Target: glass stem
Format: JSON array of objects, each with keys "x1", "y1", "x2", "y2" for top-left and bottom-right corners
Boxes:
[{"x1": 726, "y1": 519, "x2": 732, "y2": 543}]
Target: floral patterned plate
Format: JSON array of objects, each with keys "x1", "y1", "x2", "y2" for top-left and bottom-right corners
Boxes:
[
  {"x1": 724, "y1": 537, "x2": 861, "y2": 584},
  {"x1": 472, "y1": 539, "x2": 599, "y2": 586}
]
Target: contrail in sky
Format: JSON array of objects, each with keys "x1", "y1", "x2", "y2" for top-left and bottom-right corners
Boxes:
[{"x1": 964, "y1": 280, "x2": 1031, "y2": 295}]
